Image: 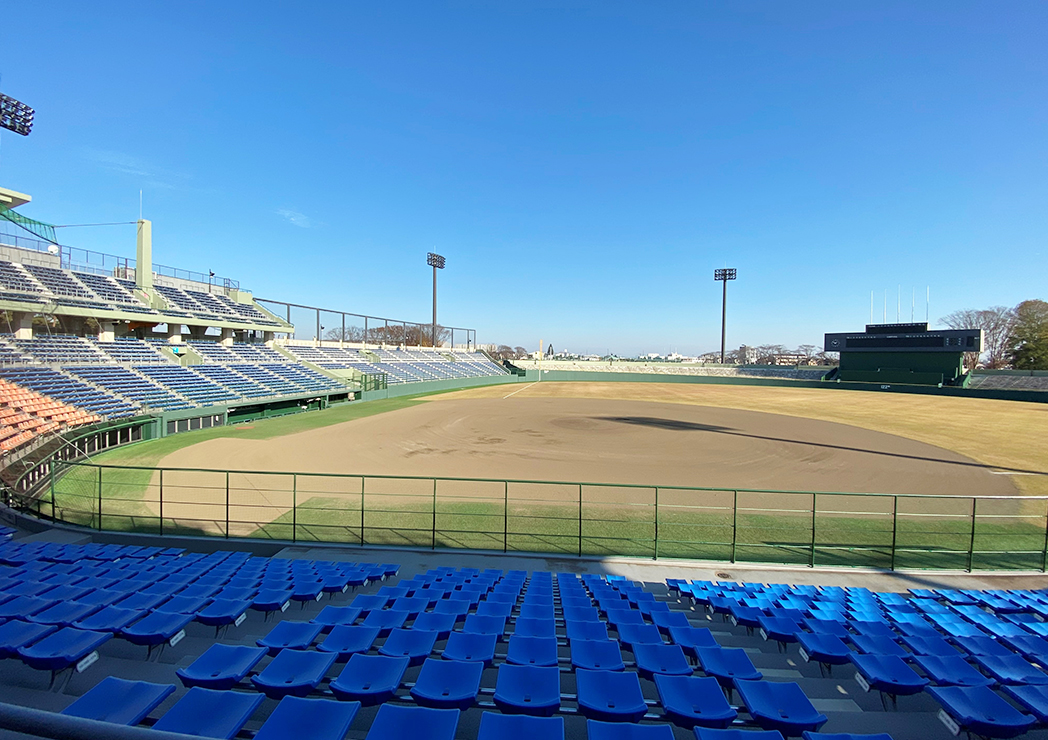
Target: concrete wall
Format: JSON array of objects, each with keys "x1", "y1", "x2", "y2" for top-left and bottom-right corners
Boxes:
[{"x1": 361, "y1": 373, "x2": 523, "y2": 401}]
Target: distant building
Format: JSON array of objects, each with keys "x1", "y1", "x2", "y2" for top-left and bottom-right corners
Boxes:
[{"x1": 738, "y1": 345, "x2": 757, "y2": 364}]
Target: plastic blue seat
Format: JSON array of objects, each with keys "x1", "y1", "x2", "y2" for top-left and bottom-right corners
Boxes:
[
  {"x1": 391, "y1": 596, "x2": 428, "y2": 618},
  {"x1": 255, "y1": 696, "x2": 360, "y2": 740},
  {"x1": 433, "y1": 599, "x2": 471, "y2": 620},
  {"x1": 61, "y1": 677, "x2": 175, "y2": 724},
  {"x1": 849, "y1": 654, "x2": 929, "y2": 696},
  {"x1": 350, "y1": 594, "x2": 388, "y2": 614},
  {"x1": 18, "y1": 627, "x2": 110, "y2": 672},
  {"x1": 952, "y1": 636, "x2": 1012, "y2": 657},
  {"x1": 928, "y1": 685, "x2": 1035, "y2": 739},
  {"x1": 802, "y1": 734, "x2": 893, "y2": 740},
  {"x1": 655, "y1": 674, "x2": 737, "y2": 729},
  {"x1": 567, "y1": 620, "x2": 610, "y2": 642},
  {"x1": 570, "y1": 637, "x2": 623, "y2": 671},
  {"x1": 901, "y1": 634, "x2": 958, "y2": 657},
  {"x1": 735, "y1": 680, "x2": 827, "y2": 735},
  {"x1": 1001, "y1": 633, "x2": 1048, "y2": 660},
  {"x1": 514, "y1": 617, "x2": 556, "y2": 638},
  {"x1": 848, "y1": 634, "x2": 908, "y2": 657},
  {"x1": 0, "y1": 620, "x2": 57, "y2": 658},
  {"x1": 519, "y1": 603, "x2": 555, "y2": 620},
  {"x1": 633, "y1": 643, "x2": 692, "y2": 678},
  {"x1": 0, "y1": 595, "x2": 59, "y2": 620},
  {"x1": 330, "y1": 654, "x2": 410, "y2": 705},
  {"x1": 476, "y1": 600, "x2": 514, "y2": 618},
  {"x1": 564, "y1": 605, "x2": 601, "y2": 622},
  {"x1": 797, "y1": 632, "x2": 852, "y2": 666},
  {"x1": 476, "y1": 711, "x2": 564, "y2": 740},
  {"x1": 152, "y1": 687, "x2": 264, "y2": 739},
  {"x1": 804, "y1": 618, "x2": 850, "y2": 639},
  {"x1": 310, "y1": 605, "x2": 362, "y2": 633},
  {"x1": 493, "y1": 664, "x2": 561, "y2": 716},
  {"x1": 410, "y1": 657, "x2": 484, "y2": 709},
  {"x1": 668, "y1": 626, "x2": 719, "y2": 657},
  {"x1": 362, "y1": 609, "x2": 409, "y2": 636},
  {"x1": 257, "y1": 620, "x2": 324, "y2": 655},
  {"x1": 652, "y1": 610, "x2": 691, "y2": 634},
  {"x1": 119, "y1": 610, "x2": 194, "y2": 647},
  {"x1": 196, "y1": 599, "x2": 252, "y2": 628},
  {"x1": 364, "y1": 703, "x2": 459, "y2": 740},
  {"x1": 758, "y1": 616, "x2": 802, "y2": 644},
  {"x1": 1003, "y1": 684, "x2": 1048, "y2": 723},
  {"x1": 155, "y1": 595, "x2": 212, "y2": 615},
  {"x1": 442, "y1": 631, "x2": 497, "y2": 666},
  {"x1": 694, "y1": 647, "x2": 762, "y2": 689},
  {"x1": 616, "y1": 623, "x2": 664, "y2": 650},
  {"x1": 586, "y1": 720, "x2": 674, "y2": 739},
  {"x1": 694, "y1": 727, "x2": 784, "y2": 740},
  {"x1": 317, "y1": 625, "x2": 380, "y2": 660},
  {"x1": 251, "y1": 588, "x2": 293, "y2": 613},
  {"x1": 26, "y1": 600, "x2": 101, "y2": 627},
  {"x1": 972, "y1": 653, "x2": 1048, "y2": 685},
  {"x1": 577, "y1": 668, "x2": 647, "y2": 722},
  {"x1": 251, "y1": 648, "x2": 337, "y2": 698},
  {"x1": 506, "y1": 634, "x2": 559, "y2": 666},
  {"x1": 412, "y1": 612, "x2": 458, "y2": 639},
  {"x1": 177, "y1": 644, "x2": 267, "y2": 689},
  {"x1": 379, "y1": 628, "x2": 438, "y2": 665},
  {"x1": 849, "y1": 620, "x2": 895, "y2": 638},
  {"x1": 912, "y1": 654, "x2": 993, "y2": 687}
]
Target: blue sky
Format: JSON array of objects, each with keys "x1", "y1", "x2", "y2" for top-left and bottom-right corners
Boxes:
[{"x1": 0, "y1": 2, "x2": 1045, "y2": 355}]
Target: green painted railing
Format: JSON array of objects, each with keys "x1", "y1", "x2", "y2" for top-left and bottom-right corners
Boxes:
[{"x1": 24, "y1": 460, "x2": 1048, "y2": 572}]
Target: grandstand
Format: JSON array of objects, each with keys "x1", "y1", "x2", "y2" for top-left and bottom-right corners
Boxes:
[{"x1": 512, "y1": 360, "x2": 830, "y2": 381}]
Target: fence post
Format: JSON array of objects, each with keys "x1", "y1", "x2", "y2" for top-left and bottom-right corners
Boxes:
[
  {"x1": 503, "y1": 481, "x2": 509, "y2": 553},
  {"x1": 731, "y1": 490, "x2": 738, "y2": 563},
  {"x1": 360, "y1": 477, "x2": 366, "y2": 546},
  {"x1": 578, "y1": 484, "x2": 583, "y2": 557},
  {"x1": 967, "y1": 498, "x2": 977, "y2": 573},
  {"x1": 432, "y1": 479, "x2": 437, "y2": 550},
  {"x1": 292, "y1": 474, "x2": 297, "y2": 543},
  {"x1": 49, "y1": 461, "x2": 56, "y2": 520},
  {"x1": 809, "y1": 493, "x2": 816, "y2": 568},
  {"x1": 225, "y1": 472, "x2": 230, "y2": 539},
  {"x1": 159, "y1": 469, "x2": 164, "y2": 536},
  {"x1": 890, "y1": 495, "x2": 898, "y2": 571},
  {"x1": 97, "y1": 466, "x2": 103, "y2": 531},
  {"x1": 1042, "y1": 502, "x2": 1048, "y2": 573},
  {"x1": 653, "y1": 487, "x2": 659, "y2": 561}
]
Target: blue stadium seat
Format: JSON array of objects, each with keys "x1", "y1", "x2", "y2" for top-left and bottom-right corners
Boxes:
[
  {"x1": 576, "y1": 668, "x2": 648, "y2": 722},
  {"x1": 61, "y1": 677, "x2": 175, "y2": 725},
  {"x1": 255, "y1": 696, "x2": 360, "y2": 740},
  {"x1": 514, "y1": 617, "x2": 557, "y2": 638},
  {"x1": 433, "y1": 598, "x2": 472, "y2": 620},
  {"x1": 350, "y1": 594, "x2": 389, "y2": 614},
  {"x1": 912, "y1": 654, "x2": 994, "y2": 687},
  {"x1": 506, "y1": 634, "x2": 559, "y2": 666},
  {"x1": 735, "y1": 680, "x2": 827, "y2": 735},
  {"x1": 119, "y1": 611, "x2": 193, "y2": 647},
  {"x1": 318, "y1": 625, "x2": 380, "y2": 660},
  {"x1": 379, "y1": 628, "x2": 438, "y2": 665},
  {"x1": 586, "y1": 720, "x2": 675, "y2": 739},
  {"x1": 616, "y1": 623, "x2": 664, "y2": 650},
  {"x1": 571, "y1": 639, "x2": 625, "y2": 671},
  {"x1": 492, "y1": 664, "x2": 561, "y2": 716},
  {"x1": 567, "y1": 620, "x2": 610, "y2": 642},
  {"x1": 900, "y1": 634, "x2": 959, "y2": 657},
  {"x1": 655, "y1": 674, "x2": 737, "y2": 729},
  {"x1": 0, "y1": 620, "x2": 57, "y2": 658},
  {"x1": 251, "y1": 648, "x2": 337, "y2": 698},
  {"x1": 410, "y1": 657, "x2": 484, "y2": 709},
  {"x1": 1003, "y1": 684, "x2": 1048, "y2": 724},
  {"x1": 633, "y1": 643, "x2": 693, "y2": 678},
  {"x1": 18, "y1": 627, "x2": 110, "y2": 673},
  {"x1": 152, "y1": 687, "x2": 263, "y2": 739},
  {"x1": 442, "y1": 631, "x2": 497, "y2": 666},
  {"x1": 194, "y1": 598, "x2": 251, "y2": 630},
  {"x1": 26, "y1": 600, "x2": 101, "y2": 627},
  {"x1": 176, "y1": 644, "x2": 267, "y2": 689},
  {"x1": 694, "y1": 647, "x2": 762, "y2": 690},
  {"x1": 971, "y1": 653, "x2": 1048, "y2": 685},
  {"x1": 651, "y1": 610, "x2": 691, "y2": 634},
  {"x1": 364, "y1": 704, "x2": 459, "y2": 740},
  {"x1": 476, "y1": 711, "x2": 564, "y2": 740},
  {"x1": 668, "y1": 626, "x2": 720, "y2": 658},
  {"x1": 694, "y1": 729, "x2": 784, "y2": 740},
  {"x1": 476, "y1": 600, "x2": 514, "y2": 618},
  {"x1": 801, "y1": 734, "x2": 893, "y2": 740},
  {"x1": 257, "y1": 620, "x2": 323, "y2": 655},
  {"x1": 362, "y1": 609, "x2": 409, "y2": 636},
  {"x1": 928, "y1": 685, "x2": 1035, "y2": 739},
  {"x1": 797, "y1": 632, "x2": 853, "y2": 666},
  {"x1": 952, "y1": 635, "x2": 1013, "y2": 657},
  {"x1": 848, "y1": 634, "x2": 908, "y2": 658},
  {"x1": 311, "y1": 605, "x2": 362, "y2": 632},
  {"x1": 849, "y1": 654, "x2": 929, "y2": 697},
  {"x1": 330, "y1": 654, "x2": 410, "y2": 705},
  {"x1": 412, "y1": 611, "x2": 458, "y2": 639}
]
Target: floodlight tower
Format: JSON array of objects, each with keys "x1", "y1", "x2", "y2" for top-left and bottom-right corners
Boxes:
[
  {"x1": 0, "y1": 93, "x2": 35, "y2": 136},
  {"x1": 714, "y1": 268, "x2": 737, "y2": 364},
  {"x1": 427, "y1": 252, "x2": 446, "y2": 347}
]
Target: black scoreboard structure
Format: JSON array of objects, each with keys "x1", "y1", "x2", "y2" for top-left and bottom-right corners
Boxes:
[{"x1": 824, "y1": 322, "x2": 982, "y2": 386}]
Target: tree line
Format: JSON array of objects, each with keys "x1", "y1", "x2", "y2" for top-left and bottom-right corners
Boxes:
[{"x1": 941, "y1": 299, "x2": 1048, "y2": 370}]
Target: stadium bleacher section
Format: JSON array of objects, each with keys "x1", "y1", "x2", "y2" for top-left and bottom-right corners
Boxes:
[
  {"x1": 0, "y1": 378, "x2": 101, "y2": 452},
  {"x1": 284, "y1": 345, "x2": 509, "y2": 385},
  {"x1": 3, "y1": 541, "x2": 1048, "y2": 739}
]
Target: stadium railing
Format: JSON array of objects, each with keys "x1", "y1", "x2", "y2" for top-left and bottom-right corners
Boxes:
[{"x1": 13, "y1": 460, "x2": 1048, "y2": 573}]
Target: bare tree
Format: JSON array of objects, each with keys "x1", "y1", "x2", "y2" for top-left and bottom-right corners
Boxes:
[
  {"x1": 940, "y1": 307, "x2": 1017, "y2": 370},
  {"x1": 324, "y1": 326, "x2": 363, "y2": 342},
  {"x1": 797, "y1": 344, "x2": 817, "y2": 360},
  {"x1": 513, "y1": 346, "x2": 528, "y2": 359}
]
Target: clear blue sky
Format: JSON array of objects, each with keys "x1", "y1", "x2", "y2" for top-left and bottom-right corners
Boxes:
[{"x1": 1, "y1": 2, "x2": 1045, "y2": 355}]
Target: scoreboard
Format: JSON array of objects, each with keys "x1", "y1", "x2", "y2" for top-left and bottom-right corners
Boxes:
[{"x1": 824, "y1": 323, "x2": 981, "y2": 354}]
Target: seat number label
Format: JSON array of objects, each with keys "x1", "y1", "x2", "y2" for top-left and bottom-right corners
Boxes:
[
  {"x1": 169, "y1": 630, "x2": 185, "y2": 647},
  {"x1": 798, "y1": 647, "x2": 810, "y2": 663},
  {"x1": 759, "y1": 629, "x2": 768, "y2": 640},
  {"x1": 938, "y1": 709, "x2": 961, "y2": 736},
  {"x1": 281, "y1": 601, "x2": 290, "y2": 612},
  {"x1": 729, "y1": 615, "x2": 738, "y2": 626},
  {"x1": 76, "y1": 651, "x2": 99, "y2": 673},
  {"x1": 854, "y1": 671, "x2": 870, "y2": 692},
  {"x1": 234, "y1": 613, "x2": 247, "y2": 627}
]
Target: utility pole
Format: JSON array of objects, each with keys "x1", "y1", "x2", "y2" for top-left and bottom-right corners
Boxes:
[{"x1": 714, "y1": 268, "x2": 737, "y2": 364}]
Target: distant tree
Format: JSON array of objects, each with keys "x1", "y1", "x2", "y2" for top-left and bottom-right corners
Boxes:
[
  {"x1": 941, "y1": 306, "x2": 1017, "y2": 370},
  {"x1": 754, "y1": 344, "x2": 785, "y2": 364},
  {"x1": 797, "y1": 344, "x2": 817, "y2": 360},
  {"x1": 513, "y1": 346, "x2": 529, "y2": 359},
  {"x1": 324, "y1": 326, "x2": 363, "y2": 342},
  {"x1": 1007, "y1": 300, "x2": 1048, "y2": 370}
]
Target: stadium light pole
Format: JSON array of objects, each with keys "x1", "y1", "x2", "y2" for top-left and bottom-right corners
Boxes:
[
  {"x1": 0, "y1": 93, "x2": 35, "y2": 136},
  {"x1": 714, "y1": 268, "x2": 737, "y2": 364},
  {"x1": 427, "y1": 252, "x2": 446, "y2": 347}
]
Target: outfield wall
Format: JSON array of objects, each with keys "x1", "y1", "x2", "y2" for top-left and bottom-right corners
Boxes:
[{"x1": 360, "y1": 372, "x2": 529, "y2": 401}]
